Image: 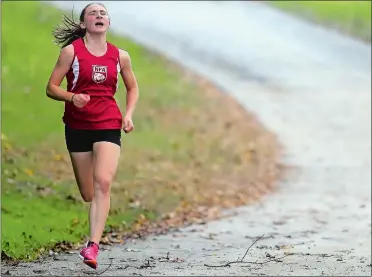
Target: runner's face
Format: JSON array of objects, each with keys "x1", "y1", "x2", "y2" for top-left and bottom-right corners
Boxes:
[{"x1": 82, "y1": 4, "x2": 110, "y2": 34}]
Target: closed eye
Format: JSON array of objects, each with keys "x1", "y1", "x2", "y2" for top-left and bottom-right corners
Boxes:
[{"x1": 88, "y1": 10, "x2": 107, "y2": 16}]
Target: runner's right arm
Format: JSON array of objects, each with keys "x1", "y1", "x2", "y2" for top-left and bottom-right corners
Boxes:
[{"x1": 46, "y1": 45, "x2": 75, "y2": 102}]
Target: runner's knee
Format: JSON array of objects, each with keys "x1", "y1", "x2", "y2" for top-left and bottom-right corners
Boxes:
[{"x1": 93, "y1": 174, "x2": 113, "y2": 194}]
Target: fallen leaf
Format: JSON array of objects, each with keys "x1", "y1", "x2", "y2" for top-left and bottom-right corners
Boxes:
[
  {"x1": 273, "y1": 220, "x2": 286, "y2": 226},
  {"x1": 3, "y1": 142, "x2": 12, "y2": 151},
  {"x1": 71, "y1": 218, "x2": 79, "y2": 226},
  {"x1": 23, "y1": 168, "x2": 34, "y2": 177},
  {"x1": 53, "y1": 154, "x2": 63, "y2": 161},
  {"x1": 278, "y1": 245, "x2": 293, "y2": 250}
]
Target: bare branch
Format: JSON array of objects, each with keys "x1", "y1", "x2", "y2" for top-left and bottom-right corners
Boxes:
[
  {"x1": 204, "y1": 234, "x2": 293, "y2": 268},
  {"x1": 97, "y1": 257, "x2": 113, "y2": 275},
  {"x1": 240, "y1": 233, "x2": 265, "y2": 262},
  {"x1": 204, "y1": 253, "x2": 293, "y2": 268}
]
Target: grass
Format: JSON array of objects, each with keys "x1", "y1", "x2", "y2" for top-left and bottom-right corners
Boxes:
[
  {"x1": 267, "y1": 1, "x2": 371, "y2": 41},
  {"x1": 1, "y1": 1, "x2": 280, "y2": 261}
]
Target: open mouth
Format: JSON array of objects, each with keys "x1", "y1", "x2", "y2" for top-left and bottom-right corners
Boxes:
[{"x1": 95, "y1": 22, "x2": 104, "y2": 27}]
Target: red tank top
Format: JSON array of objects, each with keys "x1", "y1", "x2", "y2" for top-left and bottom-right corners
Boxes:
[{"x1": 63, "y1": 38, "x2": 122, "y2": 130}]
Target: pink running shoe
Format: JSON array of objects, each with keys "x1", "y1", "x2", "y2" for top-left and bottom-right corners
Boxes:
[{"x1": 79, "y1": 241, "x2": 99, "y2": 269}]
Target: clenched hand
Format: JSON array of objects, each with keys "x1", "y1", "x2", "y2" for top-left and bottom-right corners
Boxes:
[
  {"x1": 72, "y1": 93, "x2": 90, "y2": 108},
  {"x1": 123, "y1": 116, "x2": 134, "y2": 133}
]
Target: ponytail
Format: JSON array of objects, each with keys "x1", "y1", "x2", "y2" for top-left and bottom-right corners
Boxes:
[
  {"x1": 52, "y1": 13, "x2": 86, "y2": 48},
  {"x1": 52, "y1": 3, "x2": 107, "y2": 48}
]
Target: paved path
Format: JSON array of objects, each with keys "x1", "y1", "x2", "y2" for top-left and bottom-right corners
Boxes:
[{"x1": 3, "y1": 1, "x2": 371, "y2": 276}]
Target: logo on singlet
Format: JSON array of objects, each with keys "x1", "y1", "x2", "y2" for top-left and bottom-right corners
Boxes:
[{"x1": 92, "y1": 65, "x2": 107, "y2": 83}]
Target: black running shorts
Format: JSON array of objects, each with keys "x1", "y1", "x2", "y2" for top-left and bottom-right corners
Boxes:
[{"x1": 65, "y1": 125, "x2": 121, "y2": 153}]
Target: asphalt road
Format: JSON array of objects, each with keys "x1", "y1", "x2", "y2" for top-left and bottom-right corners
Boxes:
[{"x1": 2, "y1": 1, "x2": 371, "y2": 276}]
